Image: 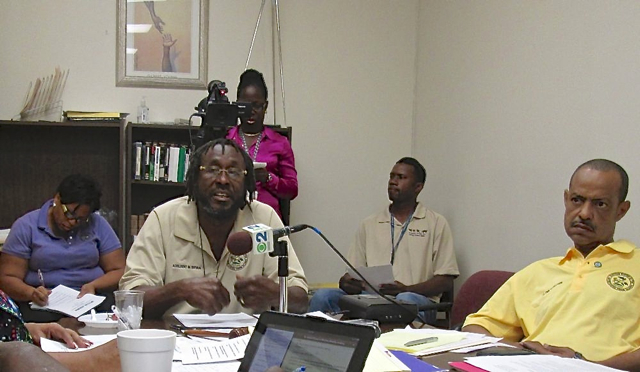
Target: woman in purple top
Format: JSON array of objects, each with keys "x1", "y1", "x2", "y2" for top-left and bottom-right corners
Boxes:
[
  {"x1": 0, "y1": 174, "x2": 125, "y2": 321},
  {"x1": 226, "y1": 69, "x2": 298, "y2": 219}
]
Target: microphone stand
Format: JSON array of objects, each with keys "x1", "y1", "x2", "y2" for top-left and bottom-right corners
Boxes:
[{"x1": 270, "y1": 238, "x2": 289, "y2": 313}]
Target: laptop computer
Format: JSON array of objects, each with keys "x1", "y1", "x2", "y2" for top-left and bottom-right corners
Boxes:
[{"x1": 239, "y1": 311, "x2": 377, "y2": 372}]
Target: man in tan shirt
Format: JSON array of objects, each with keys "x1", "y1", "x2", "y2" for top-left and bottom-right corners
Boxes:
[
  {"x1": 120, "y1": 139, "x2": 308, "y2": 318},
  {"x1": 309, "y1": 157, "x2": 459, "y2": 324}
]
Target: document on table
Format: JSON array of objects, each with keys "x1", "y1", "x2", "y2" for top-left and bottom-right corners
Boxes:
[
  {"x1": 30, "y1": 285, "x2": 105, "y2": 317},
  {"x1": 463, "y1": 354, "x2": 625, "y2": 372},
  {"x1": 40, "y1": 335, "x2": 116, "y2": 352},
  {"x1": 379, "y1": 329, "x2": 466, "y2": 353},
  {"x1": 172, "y1": 361, "x2": 240, "y2": 372},
  {"x1": 384, "y1": 327, "x2": 501, "y2": 357},
  {"x1": 178, "y1": 334, "x2": 250, "y2": 365},
  {"x1": 363, "y1": 341, "x2": 411, "y2": 372},
  {"x1": 174, "y1": 313, "x2": 258, "y2": 329},
  {"x1": 347, "y1": 264, "x2": 395, "y2": 290}
]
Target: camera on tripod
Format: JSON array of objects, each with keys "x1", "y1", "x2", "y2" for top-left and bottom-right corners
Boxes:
[{"x1": 193, "y1": 80, "x2": 252, "y2": 148}]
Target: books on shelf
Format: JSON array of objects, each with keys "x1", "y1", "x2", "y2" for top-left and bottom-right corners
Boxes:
[
  {"x1": 64, "y1": 111, "x2": 129, "y2": 121},
  {"x1": 130, "y1": 213, "x2": 150, "y2": 237},
  {"x1": 132, "y1": 141, "x2": 191, "y2": 183}
]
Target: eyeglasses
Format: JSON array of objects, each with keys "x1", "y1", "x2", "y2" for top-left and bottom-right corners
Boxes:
[
  {"x1": 239, "y1": 101, "x2": 266, "y2": 112},
  {"x1": 61, "y1": 204, "x2": 90, "y2": 224},
  {"x1": 199, "y1": 166, "x2": 247, "y2": 180}
]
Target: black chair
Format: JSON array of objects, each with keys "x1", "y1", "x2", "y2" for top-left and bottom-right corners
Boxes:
[
  {"x1": 417, "y1": 287, "x2": 454, "y2": 329},
  {"x1": 266, "y1": 124, "x2": 292, "y2": 226}
]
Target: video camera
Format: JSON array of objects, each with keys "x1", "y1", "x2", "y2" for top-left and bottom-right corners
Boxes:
[{"x1": 193, "y1": 80, "x2": 252, "y2": 148}]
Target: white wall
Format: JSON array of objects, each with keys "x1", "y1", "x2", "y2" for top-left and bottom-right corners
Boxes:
[
  {"x1": 0, "y1": 0, "x2": 420, "y2": 285},
  {"x1": 416, "y1": 1, "x2": 640, "y2": 288},
  {"x1": 5, "y1": 0, "x2": 639, "y2": 290},
  {"x1": 0, "y1": 0, "x2": 273, "y2": 122}
]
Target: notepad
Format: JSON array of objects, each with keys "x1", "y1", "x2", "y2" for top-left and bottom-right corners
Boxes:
[{"x1": 30, "y1": 285, "x2": 105, "y2": 318}]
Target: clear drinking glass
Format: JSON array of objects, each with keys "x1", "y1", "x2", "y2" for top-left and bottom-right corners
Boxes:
[{"x1": 114, "y1": 290, "x2": 144, "y2": 330}]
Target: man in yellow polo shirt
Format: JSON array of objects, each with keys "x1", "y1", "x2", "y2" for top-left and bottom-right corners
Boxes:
[{"x1": 464, "y1": 159, "x2": 640, "y2": 370}]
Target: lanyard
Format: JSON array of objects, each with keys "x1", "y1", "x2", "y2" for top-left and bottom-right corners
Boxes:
[{"x1": 390, "y1": 211, "x2": 413, "y2": 265}]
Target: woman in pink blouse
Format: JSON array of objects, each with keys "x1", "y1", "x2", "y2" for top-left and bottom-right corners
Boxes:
[{"x1": 226, "y1": 69, "x2": 298, "y2": 219}]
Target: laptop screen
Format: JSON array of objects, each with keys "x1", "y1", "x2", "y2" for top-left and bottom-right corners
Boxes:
[{"x1": 239, "y1": 311, "x2": 376, "y2": 372}]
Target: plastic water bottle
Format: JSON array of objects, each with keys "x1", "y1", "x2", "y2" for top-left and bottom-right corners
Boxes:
[
  {"x1": 292, "y1": 366, "x2": 305, "y2": 372},
  {"x1": 137, "y1": 96, "x2": 149, "y2": 123}
]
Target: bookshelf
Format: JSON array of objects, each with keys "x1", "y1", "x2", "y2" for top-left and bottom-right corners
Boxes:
[
  {"x1": 0, "y1": 120, "x2": 126, "y2": 244},
  {"x1": 125, "y1": 123, "x2": 199, "y2": 249}
]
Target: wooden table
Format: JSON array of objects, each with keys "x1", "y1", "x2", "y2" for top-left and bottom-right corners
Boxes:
[{"x1": 58, "y1": 316, "x2": 493, "y2": 371}]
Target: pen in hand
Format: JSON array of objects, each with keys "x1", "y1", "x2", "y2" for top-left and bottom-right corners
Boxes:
[
  {"x1": 37, "y1": 269, "x2": 45, "y2": 288},
  {"x1": 404, "y1": 336, "x2": 438, "y2": 347}
]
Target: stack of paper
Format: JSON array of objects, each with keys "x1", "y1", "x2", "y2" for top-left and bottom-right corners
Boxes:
[
  {"x1": 64, "y1": 111, "x2": 128, "y2": 121},
  {"x1": 174, "y1": 313, "x2": 258, "y2": 329},
  {"x1": 379, "y1": 327, "x2": 502, "y2": 357}
]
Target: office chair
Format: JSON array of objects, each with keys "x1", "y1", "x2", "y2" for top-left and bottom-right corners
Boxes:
[{"x1": 450, "y1": 270, "x2": 515, "y2": 329}]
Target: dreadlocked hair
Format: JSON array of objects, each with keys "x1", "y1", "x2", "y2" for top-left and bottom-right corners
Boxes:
[{"x1": 185, "y1": 139, "x2": 256, "y2": 206}]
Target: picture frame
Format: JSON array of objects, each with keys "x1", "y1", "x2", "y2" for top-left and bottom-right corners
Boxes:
[{"x1": 116, "y1": 0, "x2": 209, "y2": 89}]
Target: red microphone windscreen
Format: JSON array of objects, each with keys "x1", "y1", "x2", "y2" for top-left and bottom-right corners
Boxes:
[{"x1": 226, "y1": 231, "x2": 253, "y2": 256}]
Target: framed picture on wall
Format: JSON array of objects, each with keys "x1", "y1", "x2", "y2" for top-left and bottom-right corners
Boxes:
[{"x1": 116, "y1": 0, "x2": 209, "y2": 89}]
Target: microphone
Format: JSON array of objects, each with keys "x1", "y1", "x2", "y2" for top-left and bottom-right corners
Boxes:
[
  {"x1": 226, "y1": 223, "x2": 309, "y2": 256},
  {"x1": 226, "y1": 230, "x2": 253, "y2": 256}
]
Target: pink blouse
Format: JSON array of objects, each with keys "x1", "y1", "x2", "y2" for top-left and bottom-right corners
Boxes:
[{"x1": 227, "y1": 126, "x2": 298, "y2": 218}]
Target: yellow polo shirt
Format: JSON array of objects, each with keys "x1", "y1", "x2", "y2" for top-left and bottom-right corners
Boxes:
[
  {"x1": 464, "y1": 240, "x2": 640, "y2": 361},
  {"x1": 119, "y1": 196, "x2": 308, "y2": 317},
  {"x1": 346, "y1": 202, "x2": 459, "y2": 302}
]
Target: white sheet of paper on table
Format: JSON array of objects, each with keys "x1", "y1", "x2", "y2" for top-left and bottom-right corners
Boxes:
[
  {"x1": 40, "y1": 334, "x2": 116, "y2": 353},
  {"x1": 465, "y1": 354, "x2": 625, "y2": 372},
  {"x1": 174, "y1": 313, "x2": 258, "y2": 329},
  {"x1": 179, "y1": 334, "x2": 250, "y2": 365}
]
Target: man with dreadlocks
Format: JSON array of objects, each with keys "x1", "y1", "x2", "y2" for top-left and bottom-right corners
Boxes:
[{"x1": 120, "y1": 139, "x2": 308, "y2": 318}]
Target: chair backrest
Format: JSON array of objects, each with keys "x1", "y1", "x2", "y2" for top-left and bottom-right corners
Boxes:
[
  {"x1": 450, "y1": 270, "x2": 515, "y2": 327},
  {"x1": 266, "y1": 125, "x2": 292, "y2": 226}
]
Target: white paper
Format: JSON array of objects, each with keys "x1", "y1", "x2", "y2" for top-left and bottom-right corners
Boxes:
[
  {"x1": 30, "y1": 285, "x2": 105, "y2": 317},
  {"x1": 174, "y1": 313, "x2": 258, "y2": 329},
  {"x1": 347, "y1": 264, "x2": 395, "y2": 290},
  {"x1": 449, "y1": 342, "x2": 515, "y2": 353},
  {"x1": 363, "y1": 341, "x2": 410, "y2": 372},
  {"x1": 465, "y1": 354, "x2": 625, "y2": 372},
  {"x1": 180, "y1": 334, "x2": 250, "y2": 365},
  {"x1": 172, "y1": 361, "x2": 241, "y2": 372},
  {"x1": 40, "y1": 334, "x2": 116, "y2": 353}
]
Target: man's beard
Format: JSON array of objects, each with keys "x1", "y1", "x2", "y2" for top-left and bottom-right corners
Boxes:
[{"x1": 195, "y1": 189, "x2": 246, "y2": 221}]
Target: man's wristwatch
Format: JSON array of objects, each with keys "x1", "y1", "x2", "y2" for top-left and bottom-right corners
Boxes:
[{"x1": 574, "y1": 351, "x2": 585, "y2": 360}]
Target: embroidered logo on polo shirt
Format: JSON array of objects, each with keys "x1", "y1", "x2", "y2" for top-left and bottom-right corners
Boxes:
[
  {"x1": 227, "y1": 254, "x2": 248, "y2": 271},
  {"x1": 606, "y1": 272, "x2": 635, "y2": 292},
  {"x1": 408, "y1": 229, "x2": 428, "y2": 237}
]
